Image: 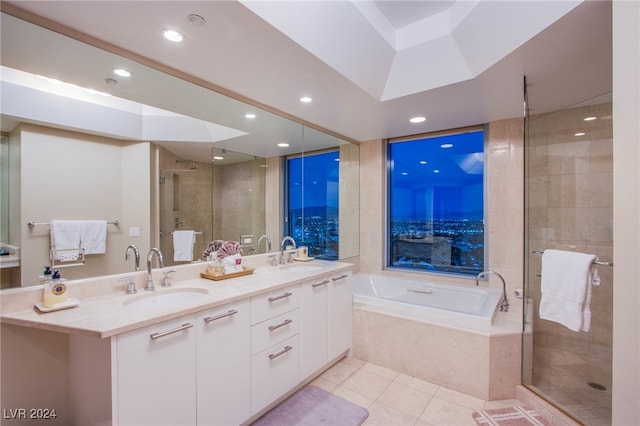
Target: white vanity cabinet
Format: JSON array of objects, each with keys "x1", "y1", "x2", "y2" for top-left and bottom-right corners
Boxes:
[
  {"x1": 250, "y1": 285, "x2": 301, "y2": 414},
  {"x1": 196, "y1": 299, "x2": 251, "y2": 426},
  {"x1": 300, "y1": 271, "x2": 352, "y2": 377},
  {"x1": 327, "y1": 272, "x2": 352, "y2": 359},
  {"x1": 113, "y1": 314, "x2": 197, "y2": 426}
]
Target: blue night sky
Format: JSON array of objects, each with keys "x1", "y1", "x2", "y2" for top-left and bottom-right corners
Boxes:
[
  {"x1": 390, "y1": 130, "x2": 484, "y2": 221},
  {"x1": 288, "y1": 151, "x2": 340, "y2": 210}
]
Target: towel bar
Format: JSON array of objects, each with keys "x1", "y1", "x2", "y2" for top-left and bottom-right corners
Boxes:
[
  {"x1": 532, "y1": 250, "x2": 613, "y2": 266},
  {"x1": 28, "y1": 220, "x2": 120, "y2": 228}
]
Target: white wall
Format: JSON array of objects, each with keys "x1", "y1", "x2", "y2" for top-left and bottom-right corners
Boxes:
[
  {"x1": 612, "y1": 1, "x2": 640, "y2": 424},
  {"x1": 17, "y1": 124, "x2": 150, "y2": 284}
]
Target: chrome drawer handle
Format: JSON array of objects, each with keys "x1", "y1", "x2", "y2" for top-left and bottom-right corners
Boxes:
[
  {"x1": 268, "y1": 345, "x2": 293, "y2": 360},
  {"x1": 204, "y1": 309, "x2": 238, "y2": 323},
  {"x1": 331, "y1": 274, "x2": 348, "y2": 281},
  {"x1": 150, "y1": 323, "x2": 193, "y2": 340},
  {"x1": 312, "y1": 280, "x2": 330, "y2": 288},
  {"x1": 268, "y1": 318, "x2": 292, "y2": 331},
  {"x1": 268, "y1": 292, "x2": 292, "y2": 302}
]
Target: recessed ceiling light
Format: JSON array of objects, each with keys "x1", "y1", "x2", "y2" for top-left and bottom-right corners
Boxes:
[
  {"x1": 163, "y1": 29, "x2": 184, "y2": 42},
  {"x1": 440, "y1": 143, "x2": 454, "y2": 149},
  {"x1": 574, "y1": 132, "x2": 586, "y2": 136},
  {"x1": 584, "y1": 116, "x2": 597, "y2": 121},
  {"x1": 278, "y1": 142, "x2": 290, "y2": 148},
  {"x1": 113, "y1": 68, "x2": 131, "y2": 78},
  {"x1": 433, "y1": 169, "x2": 440, "y2": 173},
  {"x1": 245, "y1": 113, "x2": 256, "y2": 119},
  {"x1": 104, "y1": 78, "x2": 118, "y2": 86},
  {"x1": 299, "y1": 96, "x2": 312, "y2": 103},
  {"x1": 410, "y1": 116, "x2": 426, "y2": 123},
  {"x1": 419, "y1": 160, "x2": 427, "y2": 165},
  {"x1": 401, "y1": 172, "x2": 408, "y2": 176}
]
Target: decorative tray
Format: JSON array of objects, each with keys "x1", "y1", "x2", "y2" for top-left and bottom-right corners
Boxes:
[
  {"x1": 200, "y1": 266, "x2": 255, "y2": 281},
  {"x1": 34, "y1": 297, "x2": 80, "y2": 313}
]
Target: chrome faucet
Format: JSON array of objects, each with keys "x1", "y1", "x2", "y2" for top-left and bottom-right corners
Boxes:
[
  {"x1": 257, "y1": 235, "x2": 272, "y2": 253},
  {"x1": 125, "y1": 244, "x2": 140, "y2": 271},
  {"x1": 280, "y1": 236, "x2": 296, "y2": 264},
  {"x1": 475, "y1": 270, "x2": 509, "y2": 312},
  {"x1": 145, "y1": 248, "x2": 164, "y2": 291}
]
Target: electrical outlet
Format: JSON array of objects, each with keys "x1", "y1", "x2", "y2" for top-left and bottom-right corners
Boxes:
[{"x1": 129, "y1": 227, "x2": 140, "y2": 237}]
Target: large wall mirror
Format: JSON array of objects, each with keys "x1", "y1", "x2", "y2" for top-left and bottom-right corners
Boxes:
[{"x1": 0, "y1": 11, "x2": 359, "y2": 288}]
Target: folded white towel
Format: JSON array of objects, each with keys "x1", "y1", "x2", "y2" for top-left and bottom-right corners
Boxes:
[
  {"x1": 173, "y1": 230, "x2": 195, "y2": 262},
  {"x1": 539, "y1": 249, "x2": 600, "y2": 332},
  {"x1": 50, "y1": 220, "x2": 82, "y2": 261},
  {"x1": 222, "y1": 253, "x2": 243, "y2": 274},
  {"x1": 80, "y1": 220, "x2": 107, "y2": 255}
]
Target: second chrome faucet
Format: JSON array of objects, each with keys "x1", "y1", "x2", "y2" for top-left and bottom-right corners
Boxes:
[{"x1": 146, "y1": 248, "x2": 164, "y2": 291}]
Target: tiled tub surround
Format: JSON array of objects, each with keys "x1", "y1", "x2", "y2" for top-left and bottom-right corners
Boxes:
[
  {"x1": 0, "y1": 255, "x2": 353, "y2": 426},
  {"x1": 352, "y1": 274, "x2": 522, "y2": 401}
]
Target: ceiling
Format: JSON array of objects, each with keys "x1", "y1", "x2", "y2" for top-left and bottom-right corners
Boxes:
[{"x1": 1, "y1": 0, "x2": 612, "y2": 146}]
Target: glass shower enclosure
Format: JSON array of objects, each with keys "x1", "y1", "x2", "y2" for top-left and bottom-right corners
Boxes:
[{"x1": 523, "y1": 99, "x2": 613, "y2": 426}]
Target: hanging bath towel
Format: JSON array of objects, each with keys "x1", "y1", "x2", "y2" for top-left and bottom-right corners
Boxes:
[
  {"x1": 50, "y1": 220, "x2": 82, "y2": 261},
  {"x1": 173, "y1": 230, "x2": 196, "y2": 262},
  {"x1": 539, "y1": 249, "x2": 600, "y2": 332}
]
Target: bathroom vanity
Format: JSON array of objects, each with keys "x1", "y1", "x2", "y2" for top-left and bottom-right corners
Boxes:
[{"x1": 0, "y1": 257, "x2": 353, "y2": 426}]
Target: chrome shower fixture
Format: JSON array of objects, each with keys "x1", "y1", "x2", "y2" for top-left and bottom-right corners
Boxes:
[{"x1": 176, "y1": 159, "x2": 198, "y2": 170}]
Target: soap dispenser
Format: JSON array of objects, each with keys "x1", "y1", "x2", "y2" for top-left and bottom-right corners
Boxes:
[
  {"x1": 38, "y1": 266, "x2": 52, "y2": 285},
  {"x1": 43, "y1": 270, "x2": 68, "y2": 307}
]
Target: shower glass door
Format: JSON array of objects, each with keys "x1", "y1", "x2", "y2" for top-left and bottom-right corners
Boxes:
[{"x1": 523, "y1": 100, "x2": 613, "y2": 426}]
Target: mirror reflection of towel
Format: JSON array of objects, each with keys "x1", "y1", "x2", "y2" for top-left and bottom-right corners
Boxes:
[
  {"x1": 51, "y1": 220, "x2": 82, "y2": 261},
  {"x1": 173, "y1": 230, "x2": 195, "y2": 262},
  {"x1": 80, "y1": 220, "x2": 107, "y2": 255}
]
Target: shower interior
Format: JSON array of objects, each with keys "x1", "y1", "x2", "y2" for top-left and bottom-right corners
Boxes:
[{"x1": 523, "y1": 98, "x2": 613, "y2": 426}]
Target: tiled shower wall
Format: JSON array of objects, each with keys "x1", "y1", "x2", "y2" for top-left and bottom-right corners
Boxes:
[{"x1": 526, "y1": 102, "x2": 613, "y2": 354}]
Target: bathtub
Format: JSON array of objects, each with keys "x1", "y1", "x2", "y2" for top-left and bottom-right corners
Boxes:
[
  {"x1": 352, "y1": 273, "x2": 502, "y2": 326},
  {"x1": 350, "y1": 273, "x2": 521, "y2": 400}
]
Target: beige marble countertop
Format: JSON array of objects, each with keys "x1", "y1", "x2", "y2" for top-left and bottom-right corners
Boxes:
[{"x1": 0, "y1": 258, "x2": 353, "y2": 339}]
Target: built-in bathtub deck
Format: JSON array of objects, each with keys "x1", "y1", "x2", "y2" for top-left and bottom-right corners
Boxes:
[{"x1": 351, "y1": 273, "x2": 522, "y2": 401}]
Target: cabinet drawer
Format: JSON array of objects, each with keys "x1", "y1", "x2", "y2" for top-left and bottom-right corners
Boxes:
[
  {"x1": 251, "y1": 334, "x2": 300, "y2": 415},
  {"x1": 251, "y1": 285, "x2": 299, "y2": 325},
  {"x1": 251, "y1": 309, "x2": 299, "y2": 355}
]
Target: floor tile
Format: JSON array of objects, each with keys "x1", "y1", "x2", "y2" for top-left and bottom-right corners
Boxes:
[
  {"x1": 376, "y1": 381, "x2": 432, "y2": 418},
  {"x1": 362, "y1": 400, "x2": 419, "y2": 426},
  {"x1": 341, "y1": 368, "x2": 394, "y2": 400},
  {"x1": 419, "y1": 397, "x2": 478, "y2": 426}
]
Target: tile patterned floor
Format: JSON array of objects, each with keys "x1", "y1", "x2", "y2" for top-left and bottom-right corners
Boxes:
[{"x1": 311, "y1": 357, "x2": 523, "y2": 426}]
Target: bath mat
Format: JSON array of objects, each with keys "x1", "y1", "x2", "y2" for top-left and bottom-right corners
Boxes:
[
  {"x1": 252, "y1": 384, "x2": 369, "y2": 426},
  {"x1": 472, "y1": 406, "x2": 550, "y2": 426}
]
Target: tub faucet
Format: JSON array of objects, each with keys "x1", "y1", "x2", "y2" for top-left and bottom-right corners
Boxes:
[
  {"x1": 125, "y1": 244, "x2": 140, "y2": 271},
  {"x1": 475, "y1": 270, "x2": 509, "y2": 312},
  {"x1": 257, "y1": 235, "x2": 272, "y2": 253},
  {"x1": 145, "y1": 248, "x2": 164, "y2": 291},
  {"x1": 280, "y1": 236, "x2": 296, "y2": 264}
]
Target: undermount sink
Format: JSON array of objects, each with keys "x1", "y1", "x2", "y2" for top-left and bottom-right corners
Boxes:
[
  {"x1": 124, "y1": 288, "x2": 208, "y2": 308},
  {"x1": 279, "y1": 263, "x2": 325, "y2": 273}
]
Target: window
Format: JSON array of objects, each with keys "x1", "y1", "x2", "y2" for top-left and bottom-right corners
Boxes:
[
  {"x1": 286, "y1": 150, "x2": 339, "y2": 259},
  {"x1": 388, "y1": 127, "x2": 485, "y2": 276}
]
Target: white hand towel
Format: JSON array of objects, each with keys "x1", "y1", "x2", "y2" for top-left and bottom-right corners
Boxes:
[
  {"x1": 173, "y1": 230, "x2": 195, "y2": 262},
  {"x1": 222, "y1": 253, "x2": 243, "y2": 274},
  {"x1": 539, "y1": 249, "x2": 600, "y2": 332},
  {"x1": 50, "y1": 220, "x2": 82, "y2": 261},
  {"x1": 80, "y1": 220, "x2": 107, "y2": 255}
]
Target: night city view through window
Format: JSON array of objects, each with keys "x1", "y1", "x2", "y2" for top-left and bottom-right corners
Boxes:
[
  {"x1": 389, "y1": 129, "x2": 485, "y2": 276},
  {"x1": 287, "y1": 151, "x2": 339, "y2": 260}
]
